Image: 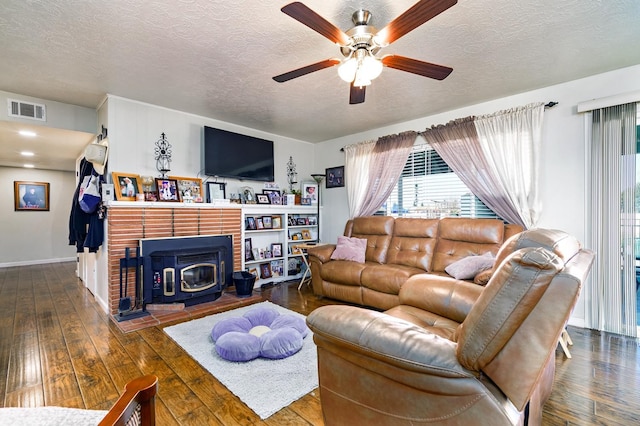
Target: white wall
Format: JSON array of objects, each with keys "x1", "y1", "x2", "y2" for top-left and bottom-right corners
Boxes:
[
  {"x1": 0, "y1": 90, "x2": 96, "y2": 133},
  {"x1": 103, "y1": 95, "x2": 317, "y2": 197},
  {"x1": 0, "y1": 91, "x2": 97, "y2": 266},
  {"x1": 0, "y1": 166, "x2": 77, "y2": 266},
  {"x1": 313, "y1": 64, "x2": 640, "y2": 327}
]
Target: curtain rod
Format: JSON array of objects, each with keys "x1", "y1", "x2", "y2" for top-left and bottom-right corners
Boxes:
[{"x1": 339, "y1": 101, "x2": 559, "y2": 151}]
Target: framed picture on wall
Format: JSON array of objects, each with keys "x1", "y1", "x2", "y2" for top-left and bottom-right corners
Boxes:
[
  {"x1": 112, "y1": 172, "x2": 142, "y2": 201},
  {"x1": 14, "y1": 181, "x2": 49, "y2": 211},
  {"x1": 325, "y1": 165, "x2": 345, "y2": 188}
]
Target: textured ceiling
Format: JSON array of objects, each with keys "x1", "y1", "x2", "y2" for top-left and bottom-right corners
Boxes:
[{"x1": 1, "y1": 0, "x2": 640, "y2": 170}]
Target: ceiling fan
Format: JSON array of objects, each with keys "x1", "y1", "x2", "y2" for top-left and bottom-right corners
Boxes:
[{"x1": 273, "y1": 0, "x2": 456, "y2": 104}]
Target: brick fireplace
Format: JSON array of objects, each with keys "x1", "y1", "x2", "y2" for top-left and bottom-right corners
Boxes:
[{"x1": 106, "y1": 205, "x2": 242, "y2": 316}]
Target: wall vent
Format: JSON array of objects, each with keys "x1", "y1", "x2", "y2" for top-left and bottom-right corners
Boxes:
[{"x1": 7, "y1": 99, "x2": 46, "y2": 121}]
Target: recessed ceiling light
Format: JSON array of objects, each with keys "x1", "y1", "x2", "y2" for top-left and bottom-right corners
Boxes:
[
  {"x1": 24, "y1": 164, "x2": 35, "y2": 168},
  {"x1": 21, "y1": 151, "x2": 35, "y2": 156},
  {"x1": 19, "y1": 130, "x2": 37, "y2": 137}
]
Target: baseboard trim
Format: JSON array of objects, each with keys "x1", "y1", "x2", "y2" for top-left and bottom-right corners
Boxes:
[{"x1": 0, "y1": 257, "x2": 76, "y2": 268}]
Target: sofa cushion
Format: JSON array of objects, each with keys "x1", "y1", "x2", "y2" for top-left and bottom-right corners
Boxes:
[
  {"x1": 431, "y1": 218, "x2": 506, "y2": 272},
  {"x1": 385, "y1": 305, "x2": 460, "y2": 339},
  {"x1": 321, "y1": 260, "x2": 367, "y2": 286},
  {"x1": 386, "y1": 218, "x2": 439, "y2": 270},
  {"x1": 398, "y1": 274, "x2": 483, "y2": 324},
  {"x1": 350, "y1": 216, "x2": 394, "y2": 264},
  {"x1": 331, "y1": 236, "x2": 367, "y2": 263},
  {"x1": 445, "y1": 252, "x2": 494, "y2": 280},
  {"x1": 361, "y1": 264, "x2": 425, "y2": 295}
]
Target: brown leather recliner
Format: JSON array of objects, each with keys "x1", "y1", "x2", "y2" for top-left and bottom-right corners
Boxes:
[{"x1": 306, "y1": 229, "x2": 594, "y2": 425}]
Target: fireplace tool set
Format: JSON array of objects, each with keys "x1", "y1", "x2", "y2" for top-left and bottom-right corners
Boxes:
[{"x1": 118, "y1": 247, "x2": 149, "y2": 321}]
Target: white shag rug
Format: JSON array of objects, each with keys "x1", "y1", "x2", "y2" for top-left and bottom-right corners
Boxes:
[
  {"x1": 0, "y1": 406, "x2": 107, "y2": 425},
  {"x1": 163, "y1": 301, "x2": 318, "y2": 419}
]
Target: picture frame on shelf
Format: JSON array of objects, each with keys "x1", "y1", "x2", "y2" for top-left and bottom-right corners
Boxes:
[
  {"x1": 252, "y1": 248, "x2": 261, "y2": 260},
  {"x1": 247, "y1": 267, "x2": 259, "y2": 279},
  {"x1": 272, "y1": 216, "x2": 282, "y2": 229},
  {"x1": 288, "y1": 258, "x2": 301, "y2": 274},
  {"x1": 262, "y1": 215, "x2": 272, "y2": 229},
  {"x1": 263, "y1": 189, "x2": 281, "y2": 205},
  {"x1": 112, "y1": 172, "x2": 143, "y2": 201},
  {"x1": 155, "y1": 178, "x2": 180, "y2": 202},
  {"x1": 256, "y1": 193, "x2": 271, "y2": 204},
  {"x1": 301, "y1": 182, "x2": 318, "y2": 205},
  {"x1": 296, "y1": 217, "x2": 308, "y2": 225},
  {"x1": 169, "y1": 176, "x2": 203, "y2": 202},
  {"x1": 244, "y1": 238, "x2": 254, "y2": 261},
  {"x1": 260, "y1": 262, "x2": 272, "y2": 278},
  {"x1": 291, "y1": 245, "x2": 303, "y2": 255},
  {"x1": 292, "y1": 232, "x2": 303, "y2": 241},
  {"x1": 240, "y1": 186, "x2": 255, "y2": 204},
  {"x1": 301, "y1": 197, "x2": 312, "y2": 206},
  {"x1": 256, "y1": 217, "x2": 264, "y2": 229},
  {"x1": 270, "y1": 260, "x2": 283, "y2": 277},
  {"x1": 308, "y1": 216, "x2": 317, "y2": 225},
  {"x1": 246, "y1": 216, "x2": 257, "y2": 230},
  {"x1": 271, "y1": 243, "x2": 283, "y2": 258},
  {"x1": 301, "y1": 229, "x2": 312, "y2": 240},
  {"x1": 264, "y1": 249, "x2": 272, "y2": 259},
  {"x1": 288, "y1": 216, "x2": 297, "y2": 226},
  {"x1": 258, "y1": 248, "x2": 265, "y2": 259},
  {"x1": 206, "y1": 182, "x2": 226, "y2": 202},
  {"x1": 325, "y1": 165, "x2": 345, "y2": 188},
  {"x1": 14, "y1": 181, "x2": 49, "y2": 211}
]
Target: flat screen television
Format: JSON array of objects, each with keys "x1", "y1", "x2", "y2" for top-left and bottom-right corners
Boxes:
[{"x1": 203, "y1": 126, "x2": 275, "y2": 182}]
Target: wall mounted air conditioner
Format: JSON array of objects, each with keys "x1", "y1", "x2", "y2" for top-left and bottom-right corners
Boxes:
[{"x1": 7, "y1": 99, "x2": 46, "y2": 121}]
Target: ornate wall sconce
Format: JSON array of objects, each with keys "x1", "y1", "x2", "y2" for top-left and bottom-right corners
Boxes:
[{"x1": 155, "y1": 132, "x2": 172, "y2": 177}]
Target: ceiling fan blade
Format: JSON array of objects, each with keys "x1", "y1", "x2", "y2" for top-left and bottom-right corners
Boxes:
[
  {"x1": 349, "y1": 83, "x2": 366, "y2": 104},
  {"x1": 273, "y1": 59, "x2": 340, "y2": 83},
  {"x1": 378, "y1": 0, "x2": 457, "y2": 45},
  {"x1": 382, "y1": 55, "x2": 453, "y2": 80},
  {"x1": 281, "y1": 2, "x2": 350, "y2": 45}
]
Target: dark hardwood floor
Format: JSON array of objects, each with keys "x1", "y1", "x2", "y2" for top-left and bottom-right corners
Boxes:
[{"x1": 1, "y1": 262, "x2": 639, "y2": 425}]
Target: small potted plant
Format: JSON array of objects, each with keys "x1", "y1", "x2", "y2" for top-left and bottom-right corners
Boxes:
[{"x1": 291, "y1": 189, "x2": 302, "y2": 205}]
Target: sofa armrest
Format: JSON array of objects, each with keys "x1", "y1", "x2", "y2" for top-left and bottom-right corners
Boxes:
[
  {"x1": 307, "y1": 305, "x2": 472, "y2": 378},
  {"x1": 307, "y1": 244, "x2": 336, "y2": 264}
]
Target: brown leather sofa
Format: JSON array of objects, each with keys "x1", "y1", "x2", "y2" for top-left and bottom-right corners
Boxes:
[
  {"x1": 307, "y1": 228, "x2": 594, "y2": 425},
  {"x1": 308, "y1": 216, "x2": 523, "y2": 310}
]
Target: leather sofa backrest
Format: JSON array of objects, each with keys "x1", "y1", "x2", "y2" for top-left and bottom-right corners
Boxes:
[
  {"x1": 386, "y1": 218, "x2": 439, "y2": 271},
  {"x1": 493, "y1": 228, "x2": 581, "y2": 275},
  {"x1": 455, "y1": 229, "x2": 594, "y2": 411},
  {"x1": 431, "y1": 218, "x2": 510, "y2": 272},
  {"x1": 347, "y1": 216, "x2": 395, "y2": 264}
]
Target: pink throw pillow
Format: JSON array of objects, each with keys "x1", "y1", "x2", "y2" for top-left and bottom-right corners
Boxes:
[
  {"x1": 445, "y1": 252, "x2": 495, "y2": 280},
  {"x1": 330, "y1": 236, "x2": 367, "y2": 263}
]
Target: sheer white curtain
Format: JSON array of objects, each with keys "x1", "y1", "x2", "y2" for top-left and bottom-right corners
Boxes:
[
  {"x1": 344, "y1": 132, "x2": 416, "y2": 218},
  {"x1": 421, "y1": 117, "x2": 527, "y2": 227},
  {"x1": 474, "y1": 103, "x2": 545, "y2": 228},
  {"x1": 586, "y1": 102, "x2": 637, "y2": 337},
  {"x1": 344, "y1": 140, "x2": 376, "y2": 218}
]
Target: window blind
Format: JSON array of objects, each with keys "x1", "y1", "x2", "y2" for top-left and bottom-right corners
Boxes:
[{"x1": 379, "y1": 144, "x2": 500, "y2": 219}]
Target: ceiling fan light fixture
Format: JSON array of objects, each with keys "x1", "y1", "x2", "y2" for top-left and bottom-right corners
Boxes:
[
  {"x1": 338, "y1": 56, "x2": 358, "y2": 82},
  {"x1": 361, "y1": 54, "x2": 383, "y2": 80},
  {"x1": 338, "y1": 50, "x2": 382, "y2": 85}
]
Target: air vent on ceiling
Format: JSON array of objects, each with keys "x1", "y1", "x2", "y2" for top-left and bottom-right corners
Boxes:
[{"x1": 8, "y1": 99, "x2": 46, "y2": 121}]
